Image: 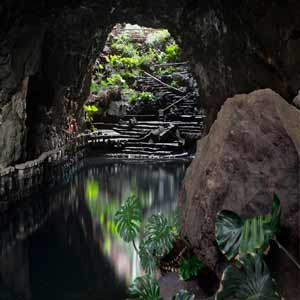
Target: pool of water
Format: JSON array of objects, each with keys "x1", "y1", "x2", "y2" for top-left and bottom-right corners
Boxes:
[{"x1": 0, "y1": 158, "x2": 189, "y2": 300}]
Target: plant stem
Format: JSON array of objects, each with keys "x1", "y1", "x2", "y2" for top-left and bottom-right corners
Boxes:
[
  {"x1": 132, "y1": 240, "x2": 139, "y2": 254},
  {"x1": 274, "y1": 239, "x2": 300, "y2": 270}
]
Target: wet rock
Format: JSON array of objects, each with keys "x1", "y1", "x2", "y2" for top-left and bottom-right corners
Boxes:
[
  {"x1": 179, "y1": 89, "x2": 300, "y2": 299},
  {"x1": 159, "y1": 272, "x2": 207, "y2": 300},
  {"x1": 0, "y1": 78, "x2": 28, "y2": 168}
]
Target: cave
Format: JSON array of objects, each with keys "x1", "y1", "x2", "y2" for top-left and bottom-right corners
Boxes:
[{"x1": 0, "y1": 1, "x2": 299, "y2": 300}]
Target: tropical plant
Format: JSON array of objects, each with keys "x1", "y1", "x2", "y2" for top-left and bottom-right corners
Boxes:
[
  {"x1": 179, "y1": 256, "x2": 204, "y2": 281},
  {"x1": 144, "y1": 213, "x2": 177, "y2": 258},
  {"x1": 115, "y1": 194, "x2": 142, "y2": 244},
  {"x1": 127, "y1": 275, "x2": 160, "y2": 300},
  {"x1": 215, "y1": 194, "x2": 281, "y2": 261},
  {"x1": 172, "y1": 289, "x2": 195, "y2": 300},
  {"x1": 139, "y1": 240, "x2": 157, "y2": 274},
  {"x1": 90, "y1": 79, "x2": 101, "y2": 93},
  {"x1": 216, "y1": 254, "x2": 281, "y2": 300}
]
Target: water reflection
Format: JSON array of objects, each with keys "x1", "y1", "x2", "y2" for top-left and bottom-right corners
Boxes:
[
  {"x1": 84, "y1": 159, "x2": 188, "y2": 283},
  {"x1": 0, "y1": 159, "x2": 188, "y2": 300}
]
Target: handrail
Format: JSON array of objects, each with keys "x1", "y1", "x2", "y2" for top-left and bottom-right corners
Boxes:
[
  {"x1": 142, "y1": 71, "x2": 185, "y2": 95},
  {"x1": 153, "y1": 61, "x2": 189, "y2": 67},
  {"x1": 162, "y1": 94, "x2": 190, "y2": 114}
]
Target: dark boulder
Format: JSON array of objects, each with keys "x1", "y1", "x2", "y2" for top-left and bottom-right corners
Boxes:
[{"x1": 179, "y1": 89, "x2": 300, "y2": 299}]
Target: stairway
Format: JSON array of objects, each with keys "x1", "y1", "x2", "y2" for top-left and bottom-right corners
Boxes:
[{"x1": 87, "y1": 63, "x2": 206, "y2": 159}]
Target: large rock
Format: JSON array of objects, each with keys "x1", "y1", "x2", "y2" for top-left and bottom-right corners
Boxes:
[{"x1": 179, "y1": 89, "x2": 300, "y2": 299}]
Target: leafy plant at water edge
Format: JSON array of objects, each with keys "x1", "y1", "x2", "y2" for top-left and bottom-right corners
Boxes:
[
  {"x1": 172, "y1": 289, "x2": 195, "y2": 300},
  {"x1": 139, "y1": 240, "x2": 157, "y2": 274},
  {"x1": 115, "y1": 194, "x2": 142, "y2": 243},
  {"x1": 127, "y1": 275, "x2": 160, "y2": 300},
  {"x1": 144, "y1": 213, "x2": 177, "y2": 258},
  {"x1": 179, "y1": 256, "x2": 204, "y2": 281},
  {"x1": 215, "y1": 194, "x2": 281, "y2": 261},
  {"x1": 216, "y1": 254, "x2": 281, "y2": 300}
]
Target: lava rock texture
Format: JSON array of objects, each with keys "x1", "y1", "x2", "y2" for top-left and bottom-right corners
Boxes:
[{"x1": 180, "y1": 89, "x2": 300, "y2": 299}]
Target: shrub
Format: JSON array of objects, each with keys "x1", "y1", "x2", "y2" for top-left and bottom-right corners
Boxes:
[
  {"x1": 145, "y1": 29, "x2": 171, "y2": 49},
  {"x1": 164, "y1": 43, "x2": 180, "y2": 62}
]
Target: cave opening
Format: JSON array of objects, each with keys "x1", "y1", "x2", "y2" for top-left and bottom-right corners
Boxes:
[{"x1": 80, "y1": 23, "x2": 206, "y2": 159}]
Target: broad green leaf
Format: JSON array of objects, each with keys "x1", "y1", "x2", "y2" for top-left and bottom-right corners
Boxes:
[
  {"x1": 139, "y1": 241, "x2": 157, "y2": 274},
  {"x1": 179, "y1": 256, "x2": 204, "y2": 281},
  {"x1": 115, "y1": 195, "x2": 142, "y2": 242},
  {"x1": 144, "y1": 213, "x2": 176, "y2": 258},
  {"x1": 215, "y1": 210, "x2": 244, "y2": 260},
  {"x1": 216, "y1": 254, "x2": 281, "y2": 300},
  {"x1": 127, "y1": 275, "x2": 160, "y2": 300},
  {"x1": 215, "y1": 194, "x2": 281, "y2": 260},
  {"x1": 172, "y1": 289, "x2": 195, "y2": 300}
]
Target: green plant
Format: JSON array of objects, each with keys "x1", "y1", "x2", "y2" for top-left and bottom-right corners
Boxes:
[
  {"x1": 144, "y1": 213, "x2": 176, "y2": 258},
  {"x1": 127, "y1": 275, "x2": 160, "y2": 300},
  {"x1": 84, "y1": 104, "x2": 98, "y2": 132},
  {"x1": 179, "y1": 256, "x2": 204, "y2": 281},
  {"x1": 90, "y1": 79, "x2": 101, "y2": 93},
  {"x1": 111, "y1": 33, "x2": 139, "y2": 57},
  {"x1": 215, "y1": 194, "x2": 281, "y2": 261},
  {"x1": 102, "y1": 73, "x2": 128, "y2": 88},
  {"x1": 83, "y1": 104, "x2": 99, "y2": 112},
  {"x1": 164, "y1": 43, "x2": 180, "y2": 62},
  {"x1": 140, "y1": 91, "x2": 154, "y2": 102},
  {"x1": 216, "y1": 254, "x2": 281, "y2": 300},
  {"x1": 172, "y1": 290, "x2": 195, "y2": 300},
  {"x1": 115, "y1": 194, "x2": 142, "y2": 244},
  {"x1": 145, "y1": 30, "x2": 171, "y2": 49},
  {"x1": 139, "y1": 240, "x2": 157, "y2": 274}
]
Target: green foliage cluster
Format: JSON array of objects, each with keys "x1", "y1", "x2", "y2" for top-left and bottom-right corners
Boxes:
[
  {"x1": 115, "y1": 195, "x2": 196, "y2": 300},
  {"x1": 90, "y1": 28, "x2": 181, "y2": 104},
  {"x1": 179, "y1": 256, "x2": 204, "y2": 281},
  {"x1": 116, "y1": 192, "x2": 299, "y2": 300},
  {"x1": 145, "y1": 29, "x2": 171, "y2": 49},
  {"x1": 128, "y1": 91, "x2": 154, "y2": 104},
  {"x1": 215, "y1": 194, "x2": 284, "y2": 300},
  {"x1": 83, "y1": 104, "x2": 99, "y2": 132}
]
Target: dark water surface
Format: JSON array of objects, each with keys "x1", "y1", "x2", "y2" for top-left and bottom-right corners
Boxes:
[{"x1": 0, "y1": 159, "x2": 189, "y2": 300}]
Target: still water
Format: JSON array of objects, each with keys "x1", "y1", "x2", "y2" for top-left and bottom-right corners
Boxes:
[{"x1": 0, "y1": 159, "x2": 189, "y2": 300}]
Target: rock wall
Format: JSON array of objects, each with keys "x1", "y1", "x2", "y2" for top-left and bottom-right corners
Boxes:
[
  {"x1": 179, "y1": 89, "x2": 300, "y2": 299},
  {"x1": 1, "y1": 0, "x2": 300, "y2": 168}
]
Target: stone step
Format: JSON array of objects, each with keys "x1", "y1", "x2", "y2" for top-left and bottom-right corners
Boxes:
[
  {"x1": 126, "y1": 142, "x2": 180, "y2": 149},
  {"x1": 103, "y1": 152, "x2": 189, "y2": 159},
  {"x1": 122, "y1": 149, "x2": 174, "y2": 155}
]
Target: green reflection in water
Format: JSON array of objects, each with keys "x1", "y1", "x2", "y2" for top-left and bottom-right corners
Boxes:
[{"x1": 85, "y1": 178, "x2": 143, "y2": 283}]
